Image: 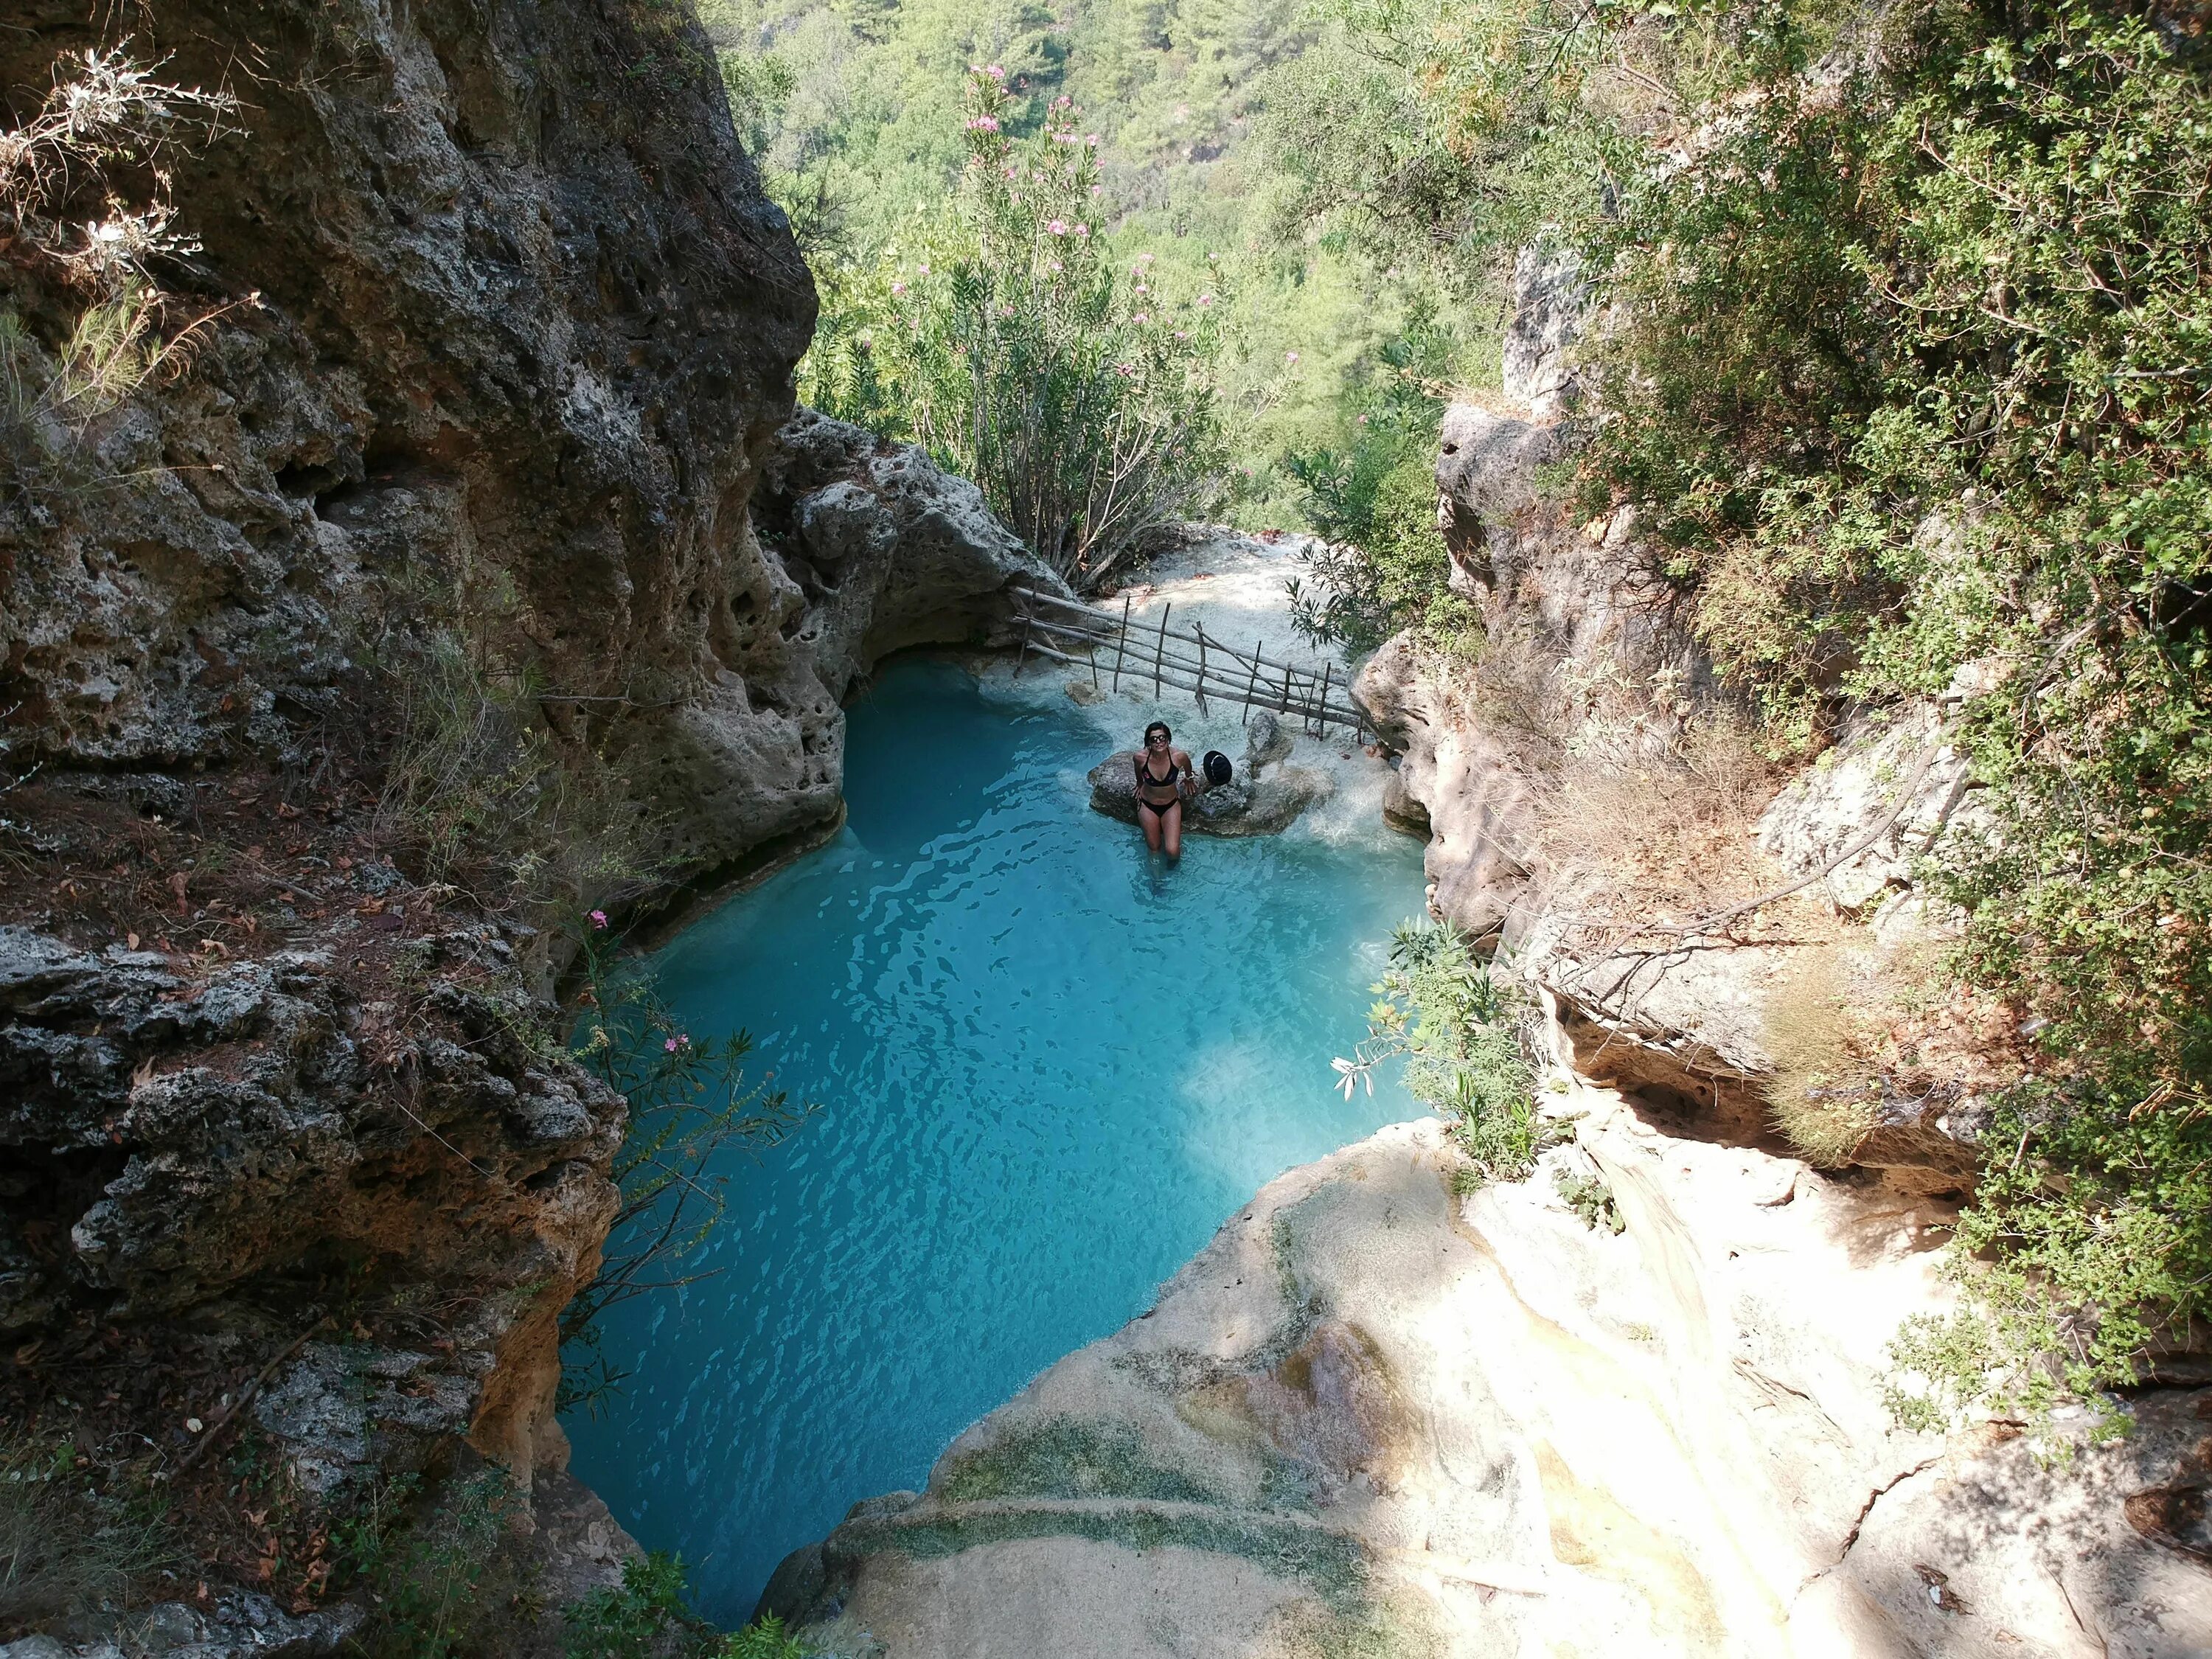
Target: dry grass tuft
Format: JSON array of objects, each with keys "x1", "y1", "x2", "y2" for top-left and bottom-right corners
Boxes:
[
  {"x1": 1534, "y1": 710, "x2": 1793, "y2": 931},
  {"x1": 0, "y1": 1430, "x2": 178, "y2": 1627},
  {"x1": 1761, "y1": 946, "x2": 1881, "y2": 1165}
]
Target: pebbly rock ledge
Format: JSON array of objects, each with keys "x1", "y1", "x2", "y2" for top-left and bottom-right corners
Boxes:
[{"x1": 772, "y1": 1046, "x2": 2212, "y2": 1658}]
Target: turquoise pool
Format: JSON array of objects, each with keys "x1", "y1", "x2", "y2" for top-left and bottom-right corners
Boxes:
[{"x1": 563, "y1": 656, "x2": 1427, "y2": 1622}]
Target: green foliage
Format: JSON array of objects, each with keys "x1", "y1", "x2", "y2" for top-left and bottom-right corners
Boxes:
[
  {"x1": 804, "y1": 69, "x2": 1231, "y2": 583},
  {"x1": 561, "y1": 919, "x2": 813, "y2": 1413},
  {"x1": 563, "y1": 1550, "x2": 695, "y2": 1658},
  {"x1": 366, "y1": 563, "x2": 660, "y2": 919},
  {"x1": 1338, "y1": 921, "x2": 1557, "y2": 1186},
  {"x1": 718, "y1": 1616, "x2": 816, "y2": 1658},
  {"x1": 936, "y1": 1416, "x2": 1231, "y2": 1504},
  {"x1": 1886, "y1": 1076, "x2": 2212, "y2": 1441},
  {"x1": 1281, "y1": 321, "x2": 1475, "y2": 655},
  {"x1": 1251, "y1": 0, "x2": 1606, "y2": 285},
  {"x1": 342, "y1": 1470, "x2": 521, "y2": 1659},
  {"x1": 1557, "y1": 0, "x2": 2212, "y2": 1424},
  {"x1": 1553, "y1": 1165, "x2": 1623, "y2": 1234}
]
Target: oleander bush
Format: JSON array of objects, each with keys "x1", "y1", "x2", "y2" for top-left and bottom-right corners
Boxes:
[{"x1": 802, "y1": 68, "x2": 1230, "y2": 585}]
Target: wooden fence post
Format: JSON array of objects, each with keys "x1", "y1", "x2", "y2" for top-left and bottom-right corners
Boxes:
[
  {"x1": 1111, "y1": 594, "x2": 1131, "y2": 692},
  {"x1": 1243, "y1": 643, "x2": 1262, "y2": 727},
  {"x1": 1313, "y1": 660, "x2": 1332, "y2": 736},
  {"x1": 1194, "y1": 622, "x2": 1208, "y2": 715},
  {"x1": 1015, "y1": 597, "x2": 1034, "y2": 677},
  {"x1": 1155, "y1": 602, "x2": 1170, "y2": 699}
]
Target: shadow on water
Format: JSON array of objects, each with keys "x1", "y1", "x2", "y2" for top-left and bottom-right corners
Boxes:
[{"x1": 562, "y1": 657, "x2": 1426, "y2": 1624}]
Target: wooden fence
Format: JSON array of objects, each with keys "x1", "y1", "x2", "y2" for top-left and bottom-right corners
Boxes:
[{"x1": 1009, "y1": 584, "x2": 1370, "y2": 741}]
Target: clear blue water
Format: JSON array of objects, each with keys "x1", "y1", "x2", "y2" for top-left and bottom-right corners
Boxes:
[{"x1": 563, "y1": 657, "x2": 1426, "y2": 1624}]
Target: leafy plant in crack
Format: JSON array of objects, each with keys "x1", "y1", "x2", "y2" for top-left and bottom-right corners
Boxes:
[{"x1": 1334, "y1": 920, "x2": 1558, "y2": 1186}]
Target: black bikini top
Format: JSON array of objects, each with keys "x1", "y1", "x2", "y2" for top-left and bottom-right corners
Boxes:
[{"x1": 1135, "y1": 752, "x2": 1183, "y2": 794}]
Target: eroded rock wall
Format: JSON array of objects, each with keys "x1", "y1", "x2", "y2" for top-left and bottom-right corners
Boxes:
[
  {"x1": 0, "y1": 5, "x2": 1055, "y2": 1649},
  {"x1": 1, "y1": 0, "x2": 824, "y2": 874}
]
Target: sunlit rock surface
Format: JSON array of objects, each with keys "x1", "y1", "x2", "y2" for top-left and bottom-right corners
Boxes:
[{"x1": 776, "y1": 1056, "x2": 2212, "y2": 1658}]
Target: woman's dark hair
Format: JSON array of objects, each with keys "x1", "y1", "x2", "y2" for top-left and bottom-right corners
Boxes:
[{"x1": 1144, "y1": 721, "x2": 1171, "y2": 742}]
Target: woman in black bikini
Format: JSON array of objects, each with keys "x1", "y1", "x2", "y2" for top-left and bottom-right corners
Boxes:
[{"x1": 1133, "y1": 720, "x2": 1194, "y2": 857}]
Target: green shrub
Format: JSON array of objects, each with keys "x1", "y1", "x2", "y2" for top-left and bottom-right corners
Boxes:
[
  {"x1": 719, "y1": 1616, "x2": 815, "y2": 1658},
  {"x1": 341, "y1": 1470, "x2": 521, "y2": 1659},
  {"x1": 1573, "y1": 0, "x2": 2212, "y2": 1425},
  {"x1": 802, "y1": 67, "x2": 1230, "y2": 585},
  {"x1": 0, "y1": 1432, "x2": 178, "y2": 1627},
  {"x1": 563, "y1": 1550, "x2": 693, "y2": 1658},
  {"x1": 1336, "y1": 921, "x2": 1557, "y2": 1186},
  {"x1": 1293, "y1": 0, "x2": 2211, "y2": 1433},
  {"x1": 1283, "y1": 348, "x2": 1476, "y2": 658},
  {"x1": 1553, "y1": 1166, "x2": 1623, "y2": 1235},
  {"x1": 364, "y1": 560, "x2": 663, "y2": 921}
]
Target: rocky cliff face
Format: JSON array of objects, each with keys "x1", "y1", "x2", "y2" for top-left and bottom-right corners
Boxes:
[
  {"x1": 4, "y1": 0, "x2": 812, "y2": 827},
  {"x1": 0, "y1": 5, "x2": 1051, "y2": 1649}
]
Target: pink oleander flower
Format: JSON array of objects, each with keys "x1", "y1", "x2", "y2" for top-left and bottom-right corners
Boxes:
[
  {"x1": 1174, "y1": 329, "x2": 1188, "y2": 339},
  {"x1": 1357, "y1": 413, "x2": 1369, "y2": 424},
  {"x1": 890, "y1": 281, "x2": 906, "y2": 295},
  {"x1": 1134, "y1": 282, "x2": 1149, "y2": 294},
  {"x1": 986, "y1": 63, "x2": 1005, "y2": 79},
  {"x1": 1089, "y1": 185, "x2": 1102, "y2": 195},
  {"x1": 1113, "y1": 362, "x2": 1136, "y2": 376},
  {"x1": 1133, "y1": 311, "x2": 1149, "y2": 323},
  {"x1": 1196, "y1": 292, "x2": 1215, "y2": 306},
  {"x1": 664, "y1": 1034, "x2": 691, "y2": 1053},
  {"x1": 1075, "y1": 223, "x2": 1090, "y2": 237},
  {"x1": 1048, "y1": 219, "x2": 1068, "y2": 235},
  {"x1": 967, "y1": 115, "x2": 1001, "y2": 132},
  {"x1": 1285, "y1": 350, "x2": 1300, "y2": 364},
  {"x1": 588, "y1": 910, "x2": 608, "y2": 929},
  {"x1": 1086, "y1": 133, "x2": 1099, "y2": 146},
  {"x1": 917, "y1": 262, "x2": 930, "y2": 274},
  {"x1": 1049, "y1": 260, "x2": 1063, "y2": 271}
]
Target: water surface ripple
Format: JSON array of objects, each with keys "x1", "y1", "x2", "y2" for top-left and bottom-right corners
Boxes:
[{"x1": 563, "y1": 658, "x2": 1425, "y2": 1621}]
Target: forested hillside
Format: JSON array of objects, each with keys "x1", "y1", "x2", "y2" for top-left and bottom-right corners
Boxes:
[{"x1": 698, "y1": 0, "x2": 1483, "y2": 532}]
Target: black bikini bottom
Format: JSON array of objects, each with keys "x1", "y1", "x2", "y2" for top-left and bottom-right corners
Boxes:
[{"x1": 1138, "y1": 796, "x2": 1181, "y2": 818}]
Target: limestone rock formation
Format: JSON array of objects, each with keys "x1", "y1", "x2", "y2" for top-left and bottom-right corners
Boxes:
[
  {"x1": 1756, "y1": 702, "x2": 1976, "y2": 918},
  {"x1": 1088, "y1": 751, "x2": 1332, "y2": 837},
  {"x1": 1244, "y1": 711, "x2": 1295, "y2": 778},
  {"x1": 0, "y1": 5, "x2": 1049, "y2": 893},
  {"x1": 780, "y1": 1065, "x2": 2212, "y2": 1656},
  {"x1": 0, "y1": 918, "x2": 620, "y2": 1489},
  {"x1": 1500, "y1": 240, "x2": 1588, "y2": 417},
  {"x1": 1358, "y1": 240, "x2": 1992, "y2": 1189},
  {"x1": 0, "y1": 4, "x2": 1052, "y2": 1650},
  {"x1": 2, "y1": 0, "x2": 813, "y2": 835}
]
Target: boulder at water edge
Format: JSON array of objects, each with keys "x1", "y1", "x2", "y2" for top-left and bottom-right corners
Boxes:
[{"x1": 1088, "y1": 751, "x2": 1331, "y2": 837}]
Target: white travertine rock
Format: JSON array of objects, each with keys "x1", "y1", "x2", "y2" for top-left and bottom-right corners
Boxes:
[
  {"x1": 783, "y1": 1044, "x2": 2211, "y2": 1656},
  {"x1": 1756, "y1": 704, "x2": 1975, "y2": 914}
]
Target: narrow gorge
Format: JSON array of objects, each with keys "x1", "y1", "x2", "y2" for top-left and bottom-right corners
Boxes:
[{"x1": 1, "y1": 1, "x2": 2208, "y2": 1657}]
